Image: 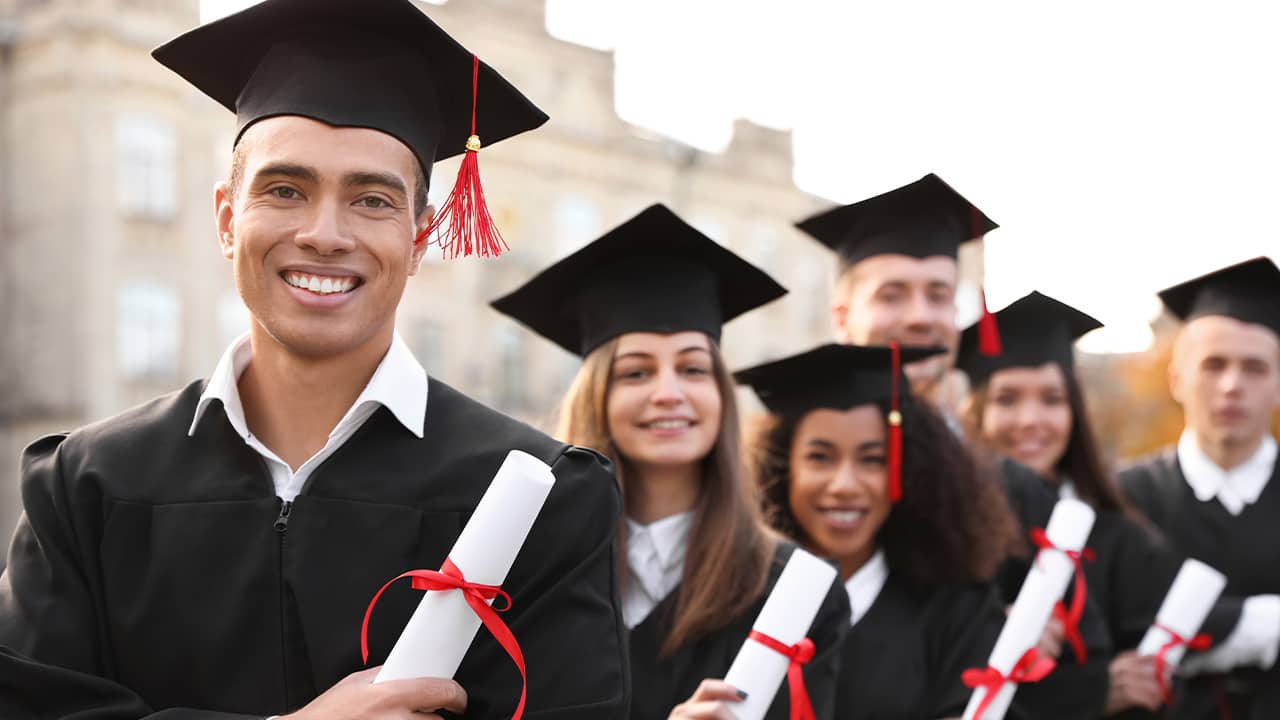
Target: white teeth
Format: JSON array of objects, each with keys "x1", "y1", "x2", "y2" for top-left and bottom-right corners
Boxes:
[
  {"x1": 648, "y1": 419, "x2": 691, "y2": 429},
  {"x1": 822, "y1": 510, "x2": 865, "y2": 524},
  {"x1": 284, "y1": 272, "x2": 358, "y2": 295}
]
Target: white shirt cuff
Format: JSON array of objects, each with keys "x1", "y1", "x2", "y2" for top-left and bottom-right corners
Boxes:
[{"x1": 1182, "y1": 594, "x2": 1280, "y2": 674}]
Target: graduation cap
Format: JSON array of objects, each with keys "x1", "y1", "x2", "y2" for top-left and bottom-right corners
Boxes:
[
  {"x1": 490, "y1": 204, "x2": 787, "y2": 357},
  {"x1": 1157, "y1": 256, "x2": 1280, "y2": 338},
  {"x1": 153, "y1": 0, "x2": 548, "y2": 259},
  {"x1": 735, "y1": 343, "x2": 946, "y2": 502},
  {"x1": 795, "y1": 173, "x2": 1005, "y2": 356},
  {"x1": 956, "y1": 291, "x2": 1103, "y2": 387}
]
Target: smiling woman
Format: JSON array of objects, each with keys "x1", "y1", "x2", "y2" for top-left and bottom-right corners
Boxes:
[{"x1": 490, "y1": 204, "x2": 851, "y2": 720}]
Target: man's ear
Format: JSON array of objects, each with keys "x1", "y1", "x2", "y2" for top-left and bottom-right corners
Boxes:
[
  {"x1": 408, "y1": 204, "x2": 436, "y2": 276},
  {"x1": 214, "y1": 181, "x2": 235, "y2": 261},
  {"x1": 831, "y1": 300, "x2": 853, "y2": 342}
]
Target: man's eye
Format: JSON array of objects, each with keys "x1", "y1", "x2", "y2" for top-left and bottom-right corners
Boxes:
[
  {"x1": 358, "y1": 196, "x2": 391, "y2": 209},
  {"x1": 270, "y1": 187, "x2": 300, "y2": 199}
]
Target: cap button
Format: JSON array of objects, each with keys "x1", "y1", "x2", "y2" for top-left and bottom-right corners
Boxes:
[{"x1": 466, "y1": 134, "x2": 482, "y2": 152}]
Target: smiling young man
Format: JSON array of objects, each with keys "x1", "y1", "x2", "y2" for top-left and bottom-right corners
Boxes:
[
  {"x1": 795, "y1": 174, "x2": 1113, "y2": 719},
  {"x1": 1120, "y1": 257, "x2": 1280, "y2": 719},
  {"x1": 0, "y1": 1, "x2": 628, "y2": 719}
]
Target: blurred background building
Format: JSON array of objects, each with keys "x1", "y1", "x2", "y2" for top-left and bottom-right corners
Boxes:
[{"x1": 2, "y1": 0, "x2": 1272, "y2": 570}]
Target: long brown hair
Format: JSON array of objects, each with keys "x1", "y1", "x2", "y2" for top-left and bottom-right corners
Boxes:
[
  {"x1": 556, "y1": 336, "x2": 774, "y2": 656},
  {"x1": 750, "y1": 394, "x2": 1019, "y2": 584},
  {"x1": 964, "y1": 368, "x2": 1140, "y2": 518}
]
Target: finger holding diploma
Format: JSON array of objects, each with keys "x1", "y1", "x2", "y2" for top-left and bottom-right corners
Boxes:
[
  {"x1": 670, "y1": 680, "x2": 748, "y2": 720},
  {"x1": 282, "y1": 666, "x2": 468, "y2": 720}
]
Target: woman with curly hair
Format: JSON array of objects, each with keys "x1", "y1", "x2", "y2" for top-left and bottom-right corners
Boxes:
[
  {"x1": 491, "y1": 204, "x2": 850, "y2": 720},
  {"x1": 956, "y1": 291, "x2": 1181, "y2": 718},
  {"x1": 738, "y1": 342, "x2": 1022, "y2": 719}
]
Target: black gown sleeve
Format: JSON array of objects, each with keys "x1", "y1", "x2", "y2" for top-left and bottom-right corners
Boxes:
[
  {"x1": 924, "y1": 583, "x2": 1006, "y2": 719},
  {"x1": 0, "y1": 436, "x2": 259, "y2": 720}
]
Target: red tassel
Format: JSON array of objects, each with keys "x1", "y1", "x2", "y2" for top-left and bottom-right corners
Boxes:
[
  {"x1": 415, "y1": 54, "x2": 508, "y2": 259},
  {"x1": 978, "y1": 289, "x2": 1003, "y2": 357},
  {"x1": 887, "y1": 342, "x2": 903, "y2": 503}
]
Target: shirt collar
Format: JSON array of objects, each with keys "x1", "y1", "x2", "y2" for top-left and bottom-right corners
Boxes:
[
  {"x1": 625, "y1": 511, "x2": 694, "y2": 573},
  {"x1": 844, "y1": 549, "x2": 889, "y2": 627},
  {"x1": 189, "y1": 331, "x2": 428, "y2": 439},
  {"x1": 1178, "y1": 429, "x2": 1277, "y2": 515}
]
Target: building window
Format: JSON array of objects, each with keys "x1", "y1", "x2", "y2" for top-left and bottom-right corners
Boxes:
[
  {"x1": 409, "y1": 318, "x2": 444, "y2": 375},
  {"x1": 115, "y1": 112, "x2": 178, "y2": 221},
  {"x1": 495, "y1": 326, "x2": 527, "y2": 412},
  {"x1": 216, "y1": 290, "x2": 249, "y2": 350},
  {"x1": 554, "y1": 195, "x2": 602, "y2": 254},
  {"x1": 117, "y1": 281, "x2": 180, "y2": 382}
]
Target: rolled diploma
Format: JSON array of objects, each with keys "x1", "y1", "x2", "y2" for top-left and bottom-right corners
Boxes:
[
  {"x1": 1135, "y1": 559, "x2": 1227, "y2": 667},
  {"x1": 375, "y1": 449, "x2": 556, "y2": 683},
  {"x1": 962, "y1": 498, "x2": 1096, "y2": 720},
  {"x1": 722, "y1": 548, "x2": 838, "y2": 720}
]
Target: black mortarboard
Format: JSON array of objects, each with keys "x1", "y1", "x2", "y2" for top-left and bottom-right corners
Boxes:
[
  {"x1": 1157, "y1": 257, "x2": 1280, "y2": 338},
  {"x1": 795, "y1": 173, "x2": 1005, "y2": 355},
  {"x1": 153, "y1": 0, "x2": 547, "y2": 182},
  {"x1": 735, "y1": 343, "x2": 946, "y2": 502},
  {"x1": 490, "y1": 204, "x2": 787, "y2": 357},
  {"x1": 957, "y1": 291, "x2": 1103, "y2": 387},
  {"x1": 794, "y1": 173, "x2": 997, "y2": 269},
  {"x1": 154, "y1": 0, "x2": 547, "y2": 258}
]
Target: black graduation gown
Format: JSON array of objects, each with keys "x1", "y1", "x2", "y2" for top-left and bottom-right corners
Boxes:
[
  {"x1": 0, "y1": 379, "x2": 629, "y2": 719},
  {"x1": 995, "y1": 458, "x2": 1113, "y2": 719},
  {"x1": 627, "y1": 542, "x2": 851, "y2": 720},
  {"x1": 835, "y1": 573, "x2": 1005, "y2": 719},
  {"x1": 1120, "y1": 449, "x2": 1280, "y2": 720}
]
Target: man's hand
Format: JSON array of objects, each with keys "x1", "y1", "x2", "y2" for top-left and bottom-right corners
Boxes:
[
  {"x1": 1036, "y1": 613, "x2": 1065, "y2": 660},
  {"x1": 669, "y1": 679, "x2": 747, "y2": 720},
  {"x1": 282, "y1": 667, "x2": 467, "y2": 720},
  {"x1": 1105, "y1": 651, "x2": 1166, "y2": 714}
]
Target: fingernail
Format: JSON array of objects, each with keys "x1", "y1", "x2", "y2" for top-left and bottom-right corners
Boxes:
[{"x1": 736, "y1": 689, "x2": 749, "y2": 700}]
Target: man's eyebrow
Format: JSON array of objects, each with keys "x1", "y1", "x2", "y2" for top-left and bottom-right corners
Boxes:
[
  {"x1": 343, "y1": 171, "x2": 408, "y2": 197},
  {"x1": 253, "y1": 162, "x2": 320, "y2": 184}
]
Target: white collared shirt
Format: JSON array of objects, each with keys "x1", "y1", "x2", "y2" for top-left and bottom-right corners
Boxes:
[
  {"x1": 188, "y1": 331, "x2": 428, "y2": 501},
  {"x1": 844, "y1": 549, "x2": 889, "y2": 627},
  {"x1": 1177, "y1": 430, "x2": 1277, "y2": 516},
  {"x1": 622, "y1": 512, "x2": 693, "y2": 629}
]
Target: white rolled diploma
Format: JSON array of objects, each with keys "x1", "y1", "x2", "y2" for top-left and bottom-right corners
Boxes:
[
  {"x1": 375, "y1": 449, "x2": 556, "y2": 683},
  {"x1": 721, "y1": 548, "x2": 838, "y2": 720},
  {"x1": 962, "y1": 498, "x2": 1096, "y2": 720},
  {"x1": 1135, "y1": 559, "x2": 1227, "y2": 668}
]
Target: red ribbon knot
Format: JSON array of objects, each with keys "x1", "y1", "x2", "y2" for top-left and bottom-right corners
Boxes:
[
  {"x1": 1152, "y1": 623, "x2": 1212, "y2": 705},
  {"x1": 747, "y1": 630, "x2": 816, "y2": 720},
  {"x1": 1030, "y1": 527, "x2": 1095, "y2": 663},
  {"x1": 963, "y1": 647, "x2": 1056, "y2": 718},
  {"x1": 360, "y1": 557, "x2": 527, "y2": 720}
]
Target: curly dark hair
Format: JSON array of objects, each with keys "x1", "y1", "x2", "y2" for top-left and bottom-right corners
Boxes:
[{"x1": 749, "y1": 393, "x2": 1021, "y2": 584}]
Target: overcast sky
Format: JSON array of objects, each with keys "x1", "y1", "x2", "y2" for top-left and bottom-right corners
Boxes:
[{"x1": 203, "y1": 0, "x2": 1280, "y2": 353}]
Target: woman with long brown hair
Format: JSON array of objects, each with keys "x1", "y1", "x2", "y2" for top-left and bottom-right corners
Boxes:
[
  {"x1": 491, "y1": 204, "x2": 850, "y2": 720},
  {"x1": 738, "y1": 342, "x2": 1022, "y2": 719},
  {"x1": 957, "y1": 291, "x2": 1181, "y2": 718}
]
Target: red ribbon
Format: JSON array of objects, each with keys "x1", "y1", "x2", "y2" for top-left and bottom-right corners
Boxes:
[
  {"x1": 1152, "y1": 623, "x2": 1212, "y2": 705},
  {"x1": 360, "y1": 557, "x2": 526, "y2": 720},
  {"x1": 747, "y1": 630, "x2": 816, "y2": 720},
  {"x1": 1030, "y1": 527, "x2": 1095, "y2": 663},
  {"x1": 962, "y1": 647, "x2": 1056, "y2": 719}
]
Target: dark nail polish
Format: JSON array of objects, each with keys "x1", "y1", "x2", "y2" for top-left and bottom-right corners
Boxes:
[{"x1": 736, "y1": 689, "x2": 749, "y2": 700}]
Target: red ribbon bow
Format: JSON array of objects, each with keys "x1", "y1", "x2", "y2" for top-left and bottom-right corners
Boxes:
[
  {"x1": 1152, "y1": 623, "x2": 1212, "y2": 705},
  {"x1": 1030, "y1": 527, "x2": 1095, "y2": 664},
  {"x1": 962, "y1": 647, "x2": 1057, "y2": 719},
  {"x1": 747, "y1": 630, "x2": 816, "y2": 720},
  {"x1": 360, "y1": 557, "x2": 527, "y2": 720}
]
